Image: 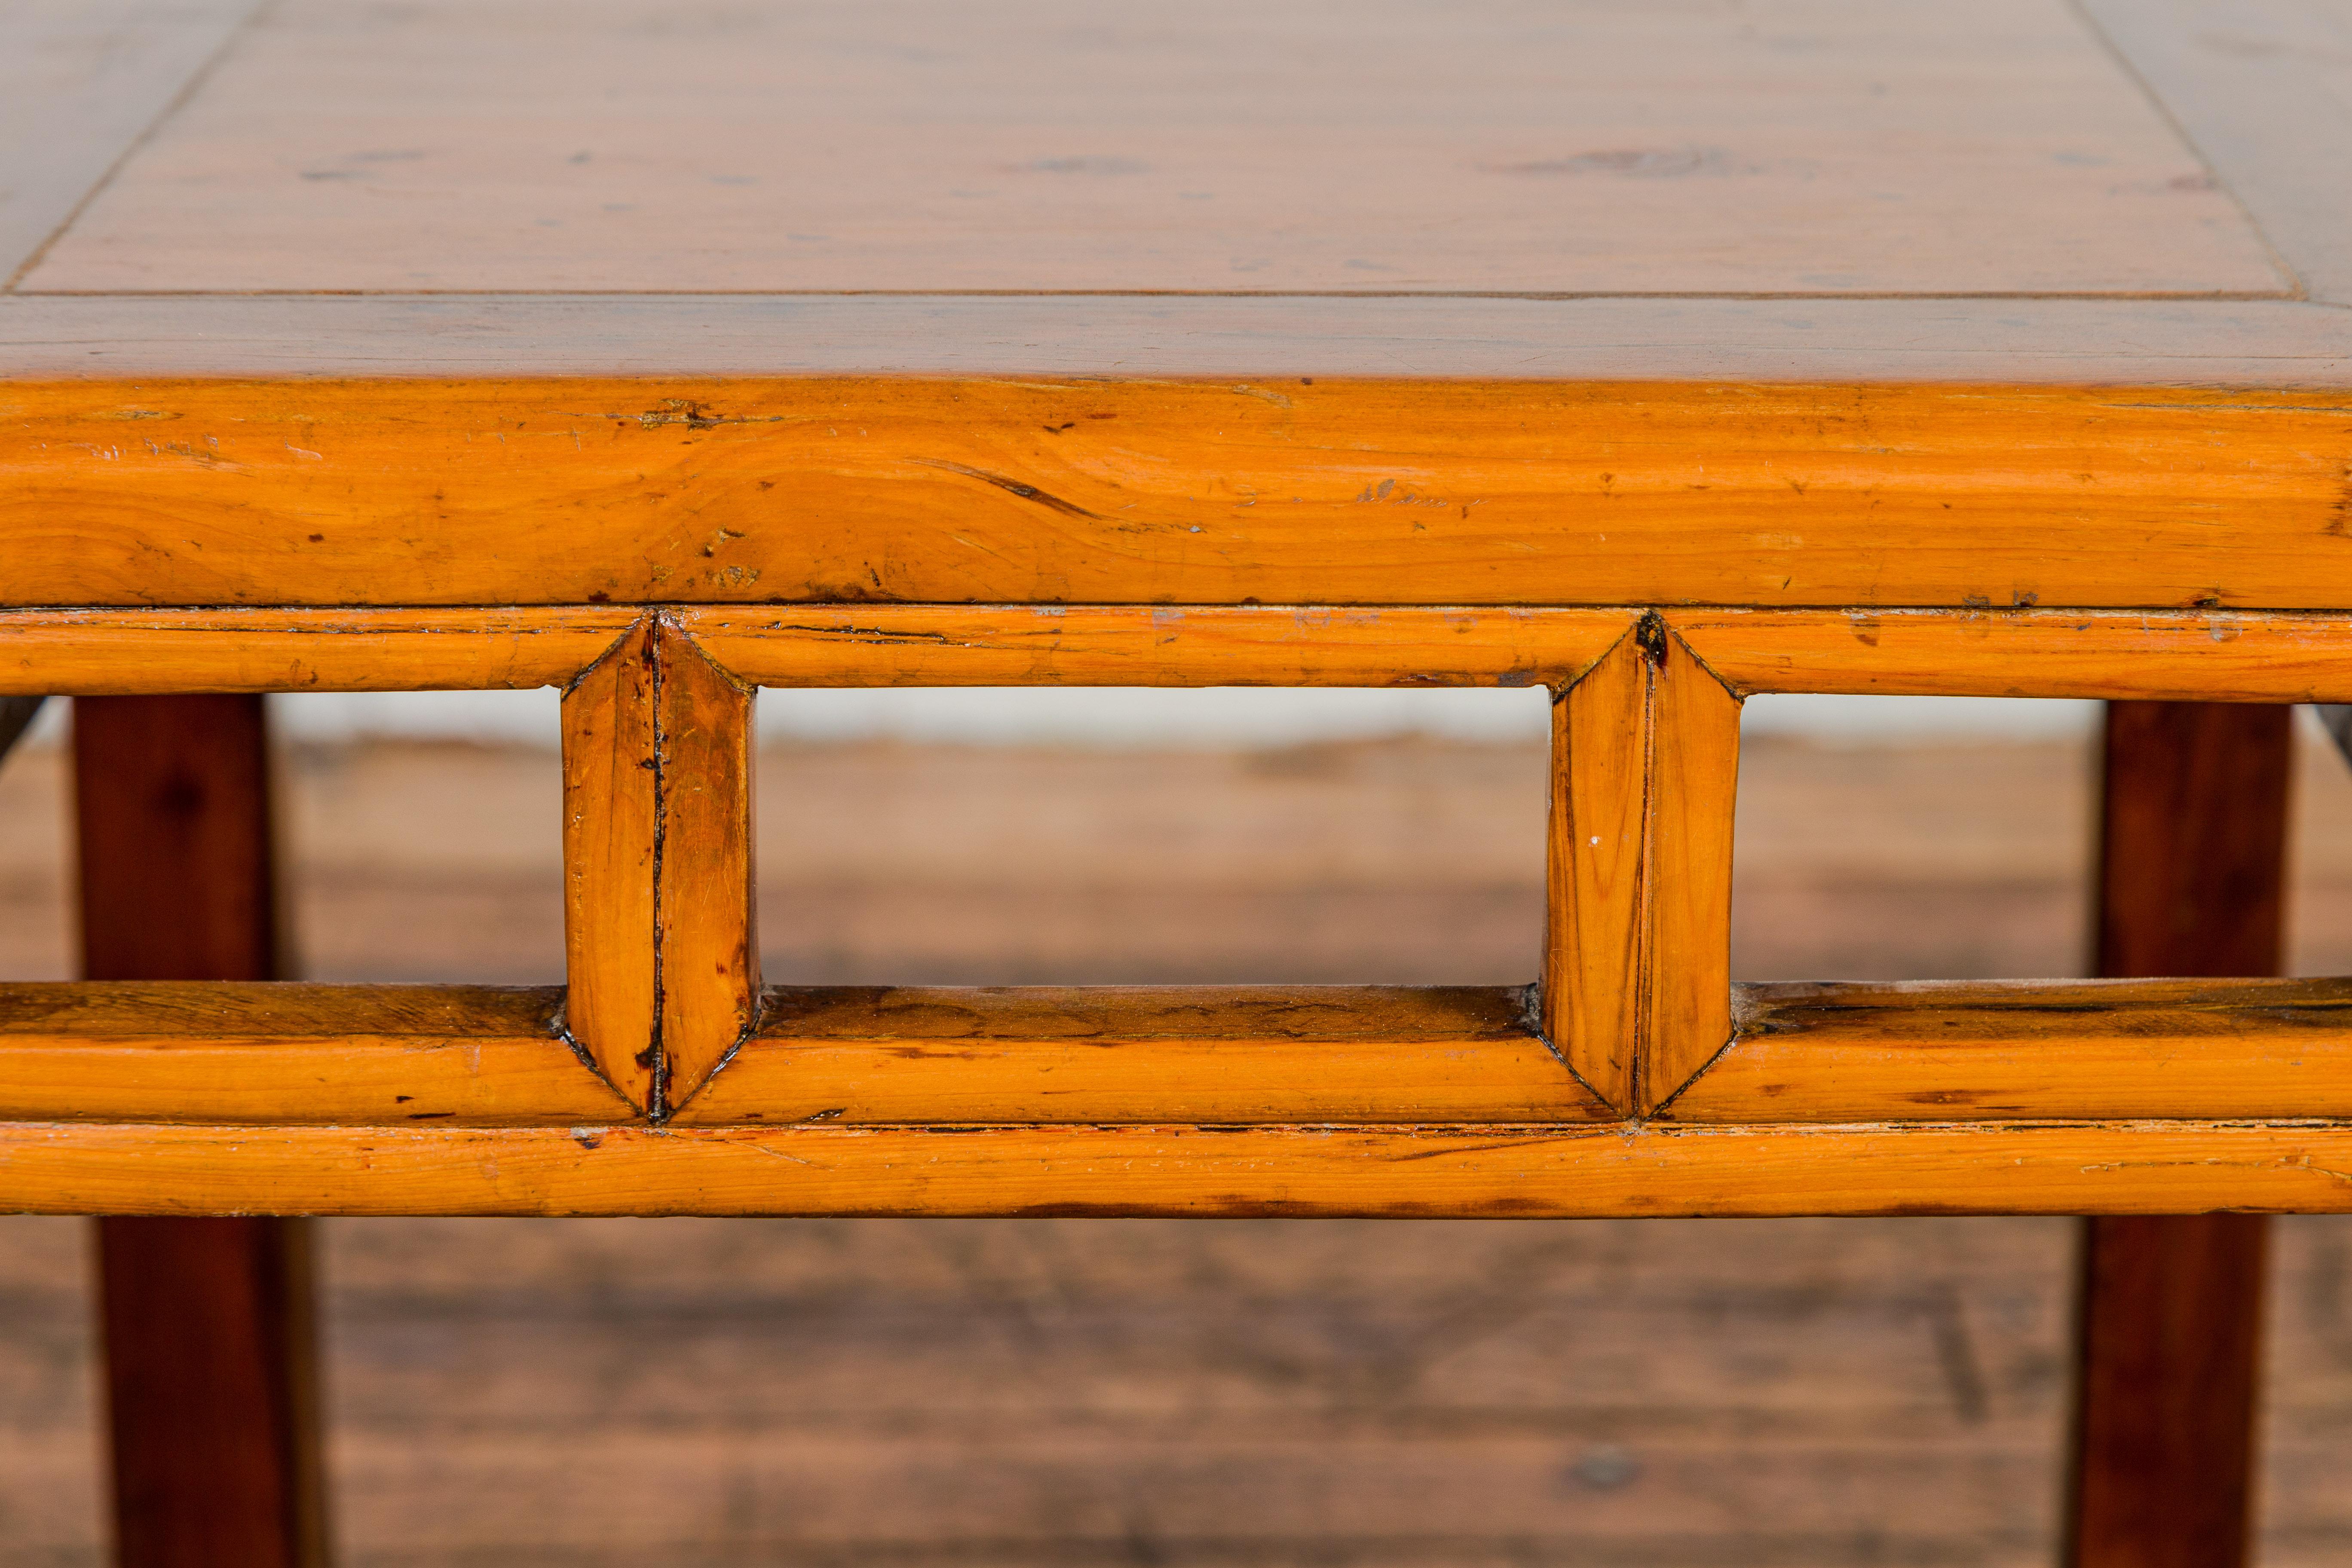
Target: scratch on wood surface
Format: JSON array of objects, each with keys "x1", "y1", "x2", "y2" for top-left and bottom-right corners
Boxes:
[
  {"x1": 759, "y1": 621, "x2": 959, "y2": 646},
  {"x1": 909, "y1": 458, "x2": 1102, "y2": 519}
]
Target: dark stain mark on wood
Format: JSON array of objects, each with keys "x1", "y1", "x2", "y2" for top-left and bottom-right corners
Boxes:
[{"x1": 909, "y1": 459, "x2": 1102, "y2": 519}]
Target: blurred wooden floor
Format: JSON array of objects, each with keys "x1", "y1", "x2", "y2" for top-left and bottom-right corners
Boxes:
[{"x1": 3, "y1": 729, "x2": 2352, "y2": 1565}]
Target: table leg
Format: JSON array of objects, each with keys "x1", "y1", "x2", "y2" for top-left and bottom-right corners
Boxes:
[
  {"x1": 2066, "y1": 700, "x2": 2289, "y2": 1568},
  {"x1": 73, "y1": 695, "x2": 329, "y2": 1568}
]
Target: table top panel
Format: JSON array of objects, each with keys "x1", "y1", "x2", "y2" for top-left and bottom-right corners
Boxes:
[
  {"x1": 2078, "y1": 0, "x2": 2352, "y2": 304},
  {"x1": 11, "y1": 0, "x2": 2297, "y2": 297},
  {"x1": 9, "y1": 294, "x2": 2352, "y2": 383},
  {"x1": 0, "y1": 0, "x2": 253, "y2": 283}
]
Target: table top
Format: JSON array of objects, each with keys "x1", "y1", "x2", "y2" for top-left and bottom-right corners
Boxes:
[{"x1": 5, "y1": 0, "x2": 2350, "y2": 382}]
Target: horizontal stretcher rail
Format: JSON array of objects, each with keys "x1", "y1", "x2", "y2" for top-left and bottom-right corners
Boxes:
[
  {"x1": 1670, "y1": 609, "x2": 2352, "y2": 702},
  {"x1": 0, "y1": 984, "x2": 631, "y2": 1125},
  {"x1": 12, "y1": 606, "x2": 2352, "y2": 700},
  {"x1": 1675, "y1": 977, "x2": 2352, "y2": 1124},
  {"x1": 4, "y1": 1120, "x2": 2351, "y2": 1219},
  {"x1": 0, "y1": 982, "x2": 1606, "y2": 1127},
  {"x1": 10, "y1": 597, "x2": 2350, "y2": 1212},
  {"x1": 679, "y1": 985, "x2": 1608, "y2": 1125},
  {"x1": 0, "y1": 608, "x2": 641, "y2": 694},
  {"x1": 3, "y1": 980, "x2": 2349, "y2": 1135}
]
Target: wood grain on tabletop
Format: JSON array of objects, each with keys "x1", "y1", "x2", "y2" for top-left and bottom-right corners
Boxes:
[
  {"x1": 0, "y1": 0, "x2": 257, "y2": 288},
  {"x1": 8, "y1": 377, "x2": 2352, "y2": 609},
  {"x1": 12, "y1": 295, "x2": 2352, "y2": 382},
  {"x1": 6, "y1": 0, "x2": 2285, "y2": 297},
  {"x1": 2079, "y1": 0, "x2": 2352, "y2": 303}
]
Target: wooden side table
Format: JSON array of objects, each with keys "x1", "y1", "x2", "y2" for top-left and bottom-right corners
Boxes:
[{"x1": 5, "y1": 2, "x2": 2350, "y2": 1563}]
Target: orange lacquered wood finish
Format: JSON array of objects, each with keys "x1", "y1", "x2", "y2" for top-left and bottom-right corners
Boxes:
[
  {"x1": 1542, "y1": 629, "x2": 1648, "y2": 1112},
  {"x1": 679, "y1": 605, "x2": 1629, "y2": 689},
  {"x1": 0, "y1": 984, "x2": 629, "y2": 1125},
  {"x1": 4, "y1": 1120, "x2": 2351, "y2": 1220},
  {"x1": 674, "y1": 986, "x2": 1602, "y2": 1127},
  {"x1": 1675, "y1": 978, "x2": 2352, "y2": 1124},
  {"x1": 0, "y1": 609, "x2": 638, "y2": 695},
  {"x1": 1670, "y1": 610, "x2": 2352, "y2": 703},
  {"x1": 9, "y1": 601, "x2": 2352, "y2": 1214},
  {"x1": 655, "y1": 625, "x2": 760, "y2": 1111},
  {"x1": 560, "y1": 619, "x2": 661, "y2": 1111},
  {"x1": 1643, "y1": 627, "x2": 1741, "y2": 1113},
  {"x1": 9, "y1": 0, "x2": 2352, "y2": 1220},
  {"x1": 6, "y1": 379, "x2": 2352, "y2": 610}
]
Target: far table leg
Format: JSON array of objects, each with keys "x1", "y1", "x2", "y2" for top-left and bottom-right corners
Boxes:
[
  {"x1": 74, "y1": 696, "x2": 329, "y2": 1568},
  {"x1": 2066, "y1": 700, "x2": 2289, "y2": 1568}
]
